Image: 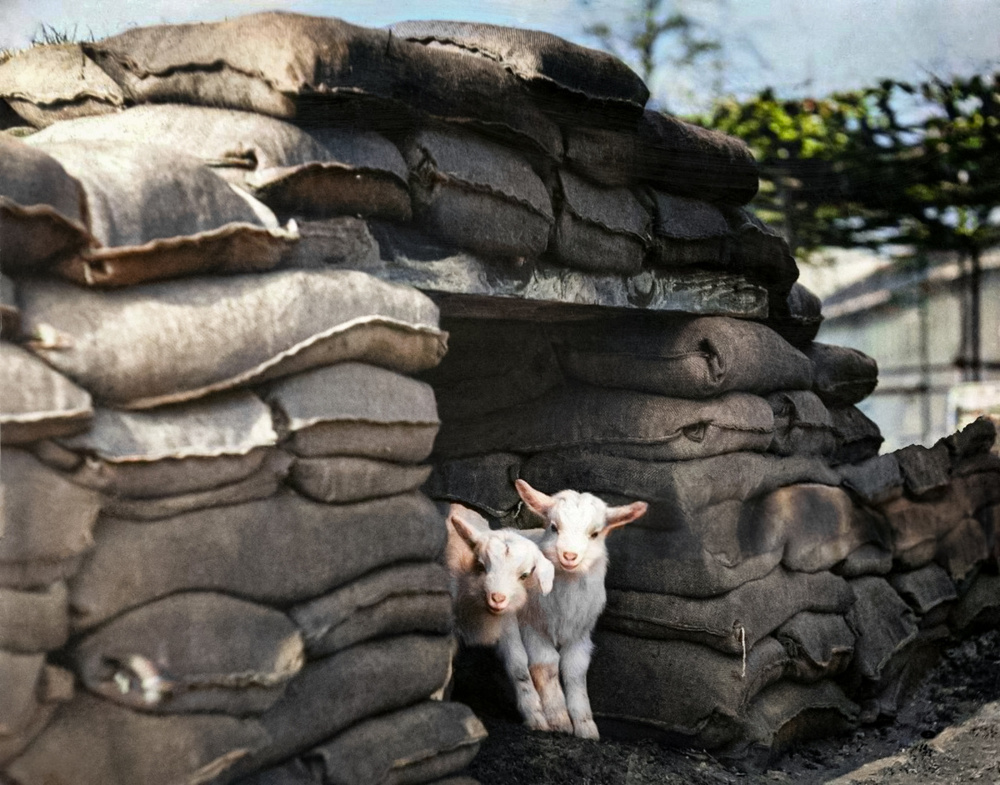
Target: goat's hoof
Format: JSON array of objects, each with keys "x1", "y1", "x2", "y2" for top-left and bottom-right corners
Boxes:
[
  {"x1": 525, "y1": 714, "x2": 550, "y2": 732},
  {"x1": 573, "y1": 718, "x2": 600, "y2": 740},
  {"x1": 545, "y1": 710, "x2": 574, "y2": 734}
]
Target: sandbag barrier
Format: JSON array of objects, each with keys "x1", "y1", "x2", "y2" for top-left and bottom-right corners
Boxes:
[{"x1": 424, "y1": 313, "x2": 1000, "y2": 760}]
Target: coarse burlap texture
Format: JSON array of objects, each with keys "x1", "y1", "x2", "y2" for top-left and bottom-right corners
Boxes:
[
  {"x1": 26, "y1": 138, "x2": 297, "y2": 287},
  {"x1": 724, "y1": 207, "x2": 798, "y2": 296},
  {"x1": 432, "y1": 385, "x2": 775, "y2": 461},
  {"x1": 890, "y1": 563, "x2": 958, "y2": 622},
  {"x1": 0, "y1": 135, "x2": 92, "y2": 271},
  {"x1": 288, "y1": 456, "x2": 431, "y2": 504},
  {"x1": 602, "y1": 567, "x2": 854, "y2": 654},
  {"x1": 404, "y1": 126, "x2": 553, "y2": 262},
  {"x1": 21, "y1": 269, "x2": 446, "y2": 409},
  {"x1": 304, "y1": 700, "x2": 487, "y2": 785},
  {"x1": 553, "y1": 315, "x2": 812, "y2": 398},
  {"x1": 551, "y1": 170, "x2": 650, "y2": 274},
  {"x1": 894, "y1": 441, "x2": 952, "y2": 498},
  {"x1": 423, "y1": 452, "x2": 524, "y2": 519},
  {"x1": 837, "y1": 454, "x2": 902, "y2": 506},
  {"x1": 805, "y1": 342, "x2": 879, "y2": 407},
  {"x1": 72, "y1": 593, "x2": 304, "y2": 716},
  {"x1": 30, "y1": 105, "x2": 412, "y2": 221},
  {"x1": 775, "y1": 612, "x2": 856, "y2": 681},
  {"x1": 0, "y1": 44, "x2": 124, "y2": 128},
  {"x1": 846, "y1": 576, "x2": 919, "y2": 683},
  {"x1": 647, "y1": 191, "x2": 729, "y2": 268},
  {"x1": 289, "y1": 562, "x2": 453, "y2": 657},
  {"x1": 830, "y1": 405, "x2": 884, "y2": 465},
  {"x1": 0, "y1": 663, "x2": 73, "y2": 766},
  {"x1": 1, "y1": 341, "x2": 93, "y2": 445},
  {"x1": 0, "y1": 274, "x2": 19, "y2": 338},
  {"x1": 767, "y1": 282, "x2": 823, "y2": 348},
  {"x1": 69, "y1": 491, "x2": 446, "y2": 630},
  {"x1": 0, "y1": 650, "x2": 46, "y2": 738},
  {"x1": 767, "y1": 390, "x2": 837, "y2": 458},
  {"x1": 950, "y1": 573, "x2": 1000, "y2": 631},
  {"x1": 0, "y1": 582, "x2": 69, "y2": 653},
  {"x1": 266, "y1": 362, "x2": 440, "y2": 461}
]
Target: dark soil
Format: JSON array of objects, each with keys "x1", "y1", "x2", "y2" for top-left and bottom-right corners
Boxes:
[{"x1": 463, "y1": 628, "x2": 1000, "y2": 785}]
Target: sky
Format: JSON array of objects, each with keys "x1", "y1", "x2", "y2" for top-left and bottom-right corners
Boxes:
[{"x1": 1, "y1": 0, "x2": 998, "y2": 108}]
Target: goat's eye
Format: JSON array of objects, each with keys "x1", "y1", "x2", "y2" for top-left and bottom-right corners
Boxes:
[
  {"x1": 474, "y1": 562, "x2": 486, "y2": 573},
  {"x1": 590, "y1": 531, "x2": 599, "y2": 539},
  {"x1": 520, "y1": 572, "x2": 530, "y2": 581},
  {"x1": 550, "y1": 523, "x2": 559, "y2": 532}
]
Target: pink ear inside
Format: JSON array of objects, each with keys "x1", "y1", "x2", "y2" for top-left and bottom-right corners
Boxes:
[
  {"x1": 448, "y1": 512, "x2": 483, "y2": 549},
  {"x1": 514, "y1": 478, "x2": 557, "y2": 515},
  {"x1": 605, "y1": 500, "x2": 648, "y2": 531}
]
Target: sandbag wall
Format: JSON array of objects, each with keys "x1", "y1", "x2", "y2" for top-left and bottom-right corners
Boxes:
[{"x1": 425, "y1": 312, "x2": 1000, "y2": 758}]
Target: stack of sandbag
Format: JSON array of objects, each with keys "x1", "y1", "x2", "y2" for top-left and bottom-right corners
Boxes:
[{"x1": 1, "y1": 93, "x2": 484, "y2": 785}]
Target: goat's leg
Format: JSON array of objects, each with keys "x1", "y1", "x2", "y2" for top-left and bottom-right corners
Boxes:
[
  {"x1": 522, "y1": 626, "x2": 573, "y2": 733},
  {"x1": 497, "y1": 617, "x2": 548, "y2": 731},
  {"x1": 560, "y1": 636, "x2": 599, "y2": 739}
]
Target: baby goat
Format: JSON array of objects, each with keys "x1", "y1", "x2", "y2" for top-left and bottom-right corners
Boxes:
[
  {"x1": 504, "y1": 479, "x2": 647, "y2": 740},
  {"x1": 445, "y1": 503, "x2": 555, "y2": 646}
]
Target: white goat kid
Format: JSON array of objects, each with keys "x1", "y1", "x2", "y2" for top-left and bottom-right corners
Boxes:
[
  {"x1": 444, "y1": 503, "x2": 555, "y2": 647},
  {"x1": 504, "y1": 479, "x2": 647, "y2": 740}
]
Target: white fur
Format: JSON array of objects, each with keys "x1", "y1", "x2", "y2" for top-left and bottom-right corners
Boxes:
[
  {"x1": 444, "y1": 504, "x2": 555, "y2": 647},
  {"x1": 501, "y1": 480, "x2": 647, "y2": 739}
]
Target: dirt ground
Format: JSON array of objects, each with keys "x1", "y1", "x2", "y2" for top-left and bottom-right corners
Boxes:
[{"x1": 462, "y1": 628, "x2": 1000, "y2": 785}]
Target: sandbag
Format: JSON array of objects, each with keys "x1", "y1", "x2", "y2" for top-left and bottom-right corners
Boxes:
[
  {"x1": 830, "y1": 405, "x2": 884, "y2": 465},
  {"x1": 880, "y1": 488, "x2": 971, "y2": 568},
  {"x1": 26, "y1": 138, "x2": 297, "y2": 286},
  {"x1": 388, "y1": 20, "x2": 648, "y2": 108},
  {"x1": 837, "y1": 454, "x2": 902, "y2": 506},
  {"x1": 72, "y1": 593, "x2": 303, "y2": 716},
  {"x1": 84, "y1": 12, "x2": 563, "y2": 156},
  {"x1": 0, "y1": 556, "x2": 83, "y2": 593},
  {"x1": 0, "y1": 449, "x2": 100, "y2": 570},
  {"x1": 724, "y1": 207, "x2": 798, "y2": 295},
  {"x1": 553, "y1": 315, "x2": 812, "y2": 398},
  {"x1": 894, "y1": 441, "x2": 952, "y2": 497},
  {"x1": 767, "y1": 282, "x2": 824, "y2": 348},
  {"x1": 837, "y1": 543, "x2": 894, "y2": 578},
  {"x1": 290, "y1": 562, "x2": 452, "y2": 658},
  {"x1": 1, "y1": 274, "x2": 20, "y2": 338},
  {"x1": 950, "y1": 573, "x2": 1000, "y2": 631},
  {"x1": 935, "y1": 517, "x2": 989, "y2": 581},
  {"x1": 433, "y1": 386, "x2": 775, "y2": 461},
  {"x1": 776, "y1": 612, "x2": 856, "y2": 681},
  {"x1": 266, "y1": 362, "x2": 440, "y2": 461},
  {"x1": 307, "y1": 700, "x2": 486, "y2": 785},
  {"x1": 0, "y1": 582, "x2": 68, "y2": 653},
  {"x1": 242, "y1": 635, "x2": 454, "y2": 775},
  {"x1": 1, "y1": 342, "x2": 92, "y2": 444},
  {"x1": 603, "y1": 568, "x2": 854, "y2": 654},
  {"x1": 30, "y1": 105, "x2": 412, "y2": 221},
  {"x1": 767, "y1": 390, "x2": 837, "y2": 458},
  {"x1": 846, "y1": 576, "x2": 919, "y2": 682},
  {"x1": 423, "y1": 453, "x2": 524, "y2": 519},
  {"x1": 941, "y1": 416, "x2": 997, "y2": 460},
  {"x1": 0, "y1": 135, "x2": 93, "y2": 271},
  {"x1": 551, "y1": 170, "x2": 650, "y2": 274},
  {"x1": 289, "y1": 456, "x2": 431, "y2": 504},
  {"x1": 69, "y1": 491, "x2": 446, "y2": 630},
  {"x1": 4, "y1": 693, "x2": 269, "y2": 785},
  {"x1": 647, "y1": 191, "x2": 729, "y2": 267},
  {"x1": 890, "y1": 563, "x2": 957, "y2": 621},
  {"x1": 404, "y1": 126, "x2": 553, "y2": 262},
  {"x1": 0, "y1": 650, "x2": 45, "y2": 738},
  {"x1": 0, "y1": 664, "x2": 73, "y2": 766},
  {"x1": 589, "y1": 632, "x2": 789, "y2": 746},
  {"x1": 21, "y1": 269, "x2": 446, "y2": 409},
  {"x1": 805, "y1": 342, "x2": 879, "y2": 407},
  {"x1": 0, "y1": 44, "x2": 124, "y2": 127}
]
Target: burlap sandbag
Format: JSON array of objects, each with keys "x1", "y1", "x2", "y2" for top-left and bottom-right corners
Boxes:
[
  {"x1": 290, "y1": 562, "x2": 452, "y2": 658},
  {"x1": 647, "y1": 191, "x2": 729, "y2": 267},
  {"x1": 0, "y1": 650, "x2": 45, "y2": 738},
  {"x1": 776, "y1": 612, "x2": 856, "y2": 682},
  {"x1": 0, "y1": 663, "x2": 73, "y2": 766},
  {"x1": 72, "y1": 593, "x2": 303, "y2": 716},
  {"x1": 404, "y1": 126, "x2": 554, "y2": 262},
  {"x1": 767, "y1": 390, "x2": 837, "y2": 458},
  {"x1": 894, "y1": 441, "x2": 952, "y2": 497},
  {"x1": 767, "y1": 282, "x2": 824, "y2": 348},
  {"x1": 0, "y1": 135, "x2": 93, "y2": 271},
  {"x1": 0, "y1": 556, "x2": 83, "y2": 593},
  {"x1": 0, "y1": 44, "x2": 124, "y2": 128},
  {"x1": 551, "y1": 170, "x2": 650, "y2": 274},
  {"x1": 423, "y1": 453, "x2": 524, "y2": 518},
  {"x1": 432, "y1": 386, "x2": 775, "y2": 461},
  {"x1": 4, "y1": 693, "x2": 269, "y2": 785},
  {"x1": 1, "y1": 342, "x2": 92, "y2": 444},
  {"x1": 943, "y1": 416, "x2": 997, "y2": 460},
  {"x1": 69, "y1": 491, "x2": 446, "y2": 630},
  {"x1": 1, "y1": 274, "x2": 20, "y2": 338},
  {"x1": 306, "y1": 700, "x2": 486, "y2": 785},
  {"x1": 235, "y1": 759, "x2": 323, "y2": 785},
  {"x1": 289, "y1": 456, "x2": 431, "y2": 504},
  {"x1": 0, "y1": 582, "x2": 68, "y2": 653},
  {"x1": 21, "y1": 269, "x2": 446, "y2": 409},
  {"x1": 589, "y1": 632, "x2": 789, "y2": 746},
  {"x1": 950, "y1": 573, "x2": 1000, "y2": 632},
  {"x1": 805, "y1": 342, "x2": 879, "y2": 407},
  {"x1": 553, "y1": 315, "x2": 812, "y2": 398},
  {"x1": 830, "y1": 405, "x2": 884, "y2": 465},
  {"x1": 890, "y1": 563, "x2": 957, "y2": 623},
  {"x1": 724, "y1": 207, "x2": 798, "y2": 296},
  {"x1": 388, "y1": 20, "x2": 648, "y2": 108},
  {"x1": 837, "y1": 454, "x2": 902, "y2": 506},
  {"x1": 880, "y1": 488, "x2": 970, "y2": 568},
  {"x1": 266, "y1": 362, "x2": 440, "y2": 461},
  {"x1": 846, "y1": 576, "x2": 919, "y2": 683},
  {"x1": 238, "y1": 635, "x2": 454, "y2": 776},
  {"x1": 26, "y1": 138, "x2": 298, "y2": 287},
  {"x1": 935, "y1": 517, "x2": 990, "y2": 581},
  {"x1": 603, "y1": 568, "x2": 854, "y2": 654},
  {"x1": 838, "y1": 543, "x2": 894, "y2": 578},
  {"x1": 0, "y1": 449, "x2": 100, "y2": 570},
  {"x1": 86, "y1": 12, "x2": 564, "y2": 155},
  {"x1": 30, "y1": 106, "x2": 413, "y2": 222}
]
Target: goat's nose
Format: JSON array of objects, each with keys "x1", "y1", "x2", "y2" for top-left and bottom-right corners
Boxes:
[
  {"x1": 490, "y1": 592, "x2": 507, "y2": 605},
  {"x1": 562, "y1": 552, "x2": 578, "y2": 562}
]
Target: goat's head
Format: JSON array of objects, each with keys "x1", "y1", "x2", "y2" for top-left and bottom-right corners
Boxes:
[
  {"x1": 447, "y1": 504, "x2": 555, "y2": 615},
  {"x1": 514, "y1": 479, "x2": 648, "y2": 573}
]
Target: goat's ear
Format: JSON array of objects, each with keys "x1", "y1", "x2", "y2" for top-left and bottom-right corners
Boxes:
[
  {"x1": 515, "y1": 479, "x2": 557, "y2": 516},
  {"x1": 534, "y1": 554, "x2": 556, "y2": 595},
  {"x1": 448, "y1": 510, "x2": 483, "y2": 550},
  {"x1": 605, "y1": 501, "x2": 648, "y2": 532}
]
